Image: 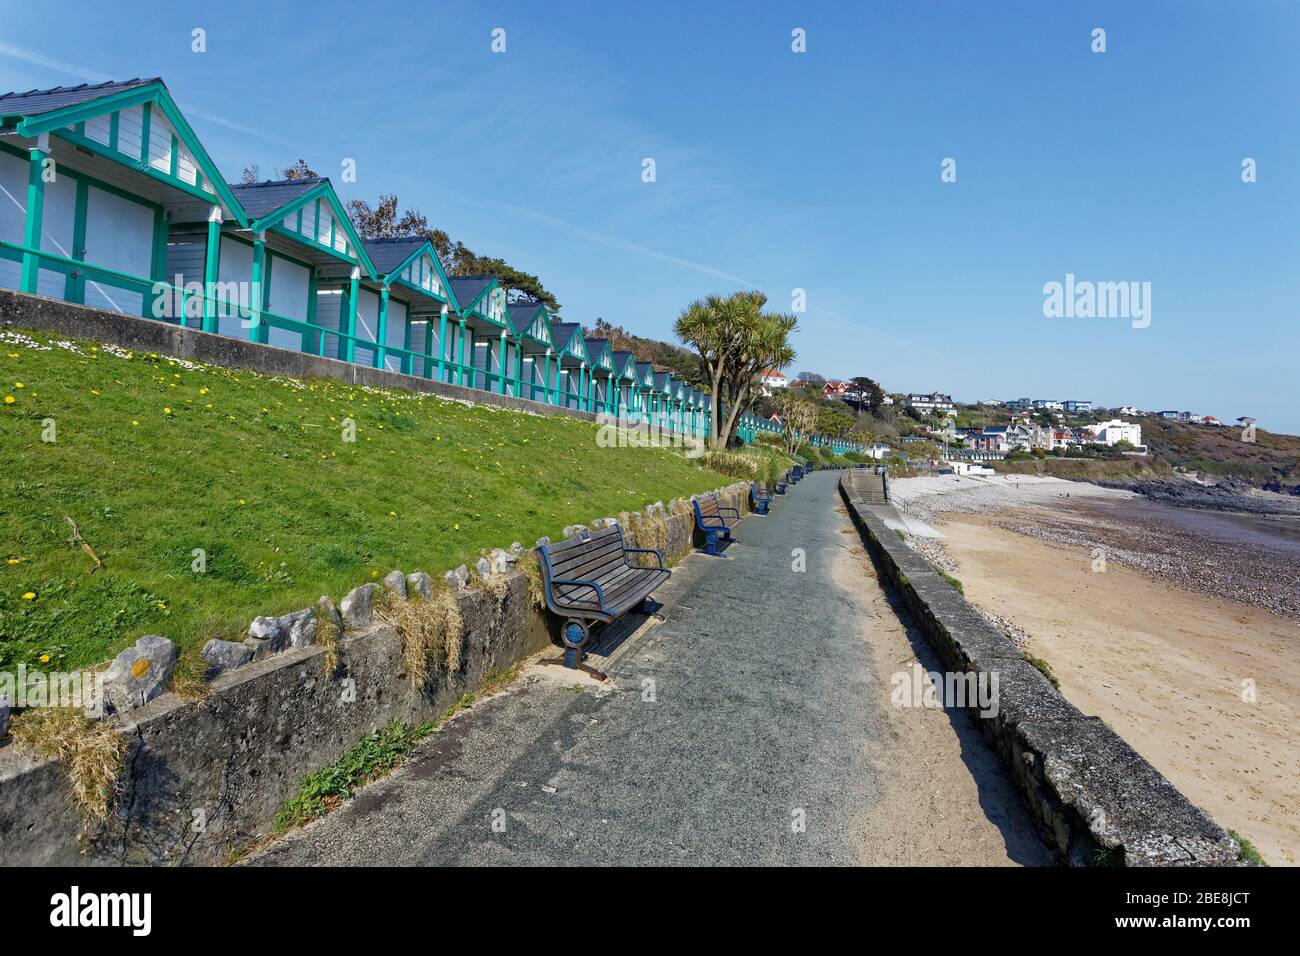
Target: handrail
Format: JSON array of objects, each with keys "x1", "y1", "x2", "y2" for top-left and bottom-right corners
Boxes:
[{"x1": 2, "y1": 240, "x2": 870, "y2": 445}]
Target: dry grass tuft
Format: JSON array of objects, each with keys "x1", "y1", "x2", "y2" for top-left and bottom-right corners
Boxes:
[
  {"x1": 378, "y1": 586, "x2": 465, "y2": 686},
  {"x1": 316, "y1": 603, "x2": 342, "y2": 677},
  {"x1": 168, "y1": 646, "x2": 210, "y2": 701},
  {"x1": 9, "y1": 707, "x2": 128, "y2": 821},
  {"x1": 516, "y1": 553, "x2": 546, "y2": 612}
]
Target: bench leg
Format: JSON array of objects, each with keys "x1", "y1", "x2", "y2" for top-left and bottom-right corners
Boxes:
[
  {"x1": 704, "y1": 530, "x2": 727, "y2": 557},
  {"x1": 541, "y1": 620, "x2": 607, "y2": 681}
]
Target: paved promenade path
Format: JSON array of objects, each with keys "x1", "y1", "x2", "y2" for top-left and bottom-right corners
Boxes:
[{"x1": 252, "y1": 472, "x2": 1050, "y2": 866}]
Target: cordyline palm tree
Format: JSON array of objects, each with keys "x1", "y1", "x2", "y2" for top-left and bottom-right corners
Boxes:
[
  {"x1": 674, "y1": 294, "x2": 746, "y2": 447},
  {"x1": 676, "y1": 291, "x2": 798, "y2": 449},
  {"x1": 718, "y1": 292, "x2": 797, "y2": 448}
]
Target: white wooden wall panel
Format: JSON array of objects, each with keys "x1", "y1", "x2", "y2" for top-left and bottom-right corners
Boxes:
[
  {"x1": 81, "y1": 186, "x2": 151, "y2": 314},
  {"x1": 215, "y1": 236, "x2": 253, "y2": 339}
]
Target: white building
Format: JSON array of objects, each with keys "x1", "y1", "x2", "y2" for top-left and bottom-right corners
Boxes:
[
  {"x1": 906, "y1": 392, "x2": 954, "y2": 414},
  {"x1": 1089, "y1": 419, "x2": 1143, "y2": 447},
  {"x1": 758, "y1": 369, "x2": 788, "y2": 396}
]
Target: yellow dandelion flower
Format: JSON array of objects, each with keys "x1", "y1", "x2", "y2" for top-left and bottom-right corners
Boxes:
[
  {"x1": 131, "y1": 420, "x2": 139, "y2": 426},
  {"x1": 3, "y1": 396, "x2": 13, "y2": 404},
  {"x1": 22, "y1": 591, "x2": 36, "y2": 600},
  {"x1": 163, "y1": 407, "x2": 172, "y2": 415}
]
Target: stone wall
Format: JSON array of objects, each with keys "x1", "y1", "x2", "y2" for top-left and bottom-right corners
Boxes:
[
  {"x1": 838, "y1": 475, "x2": 1243, "y2": 866},
  {"x1": 0, "y1": 462, "x2": 749, "y2": 865}
]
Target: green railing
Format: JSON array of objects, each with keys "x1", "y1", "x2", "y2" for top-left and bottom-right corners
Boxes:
[{"x1": 3, "y1": 241, "x2": 840, "y2": 445}]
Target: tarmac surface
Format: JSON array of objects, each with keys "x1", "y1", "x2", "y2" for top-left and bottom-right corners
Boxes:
[{"x1": 250, "y1": 471, "x2": 1050, "y2": 866}]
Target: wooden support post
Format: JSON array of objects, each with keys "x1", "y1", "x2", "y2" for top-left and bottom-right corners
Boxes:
[
  {"x1": 437, "y1": 306, "x2": 449, "y2": 382},
  {"x1": 375, "y1": 287, "x2": 390, "y2": 370},
  {"x1": 514, "y1": 339, "x2": 524, "y2": 398},
  {"x1": 20, "y1": 135, "x2": 49, "y2": 294},
  {"x1": 202, "y1": 206, "x2": 222, "y2": 333},
  {"x1": 500, "y1": 332, "x2": 510, "y2": 395},
  {"x1": 344, "y1": 267, "x2": 360, "y2": 363},
  {"x1": 249, "y1": 235, "x2": 265, "y2": 343}
]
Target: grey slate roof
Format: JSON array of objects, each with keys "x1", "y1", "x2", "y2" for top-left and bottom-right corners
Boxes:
[
  {"x1": 636, "y1": 362, "x2": 655, "y2": 382},
  {"x1": 227, "y1": 178, "x2": 324, "y2": 221},
  {"x1": 550, "y1": 322, "x2": 583, "y2": 353},
  {"x1": 610, "y1": 350, "x2": 636, "y2": 374},
  {"x1": 583, "y1": 337, "x2": 611, "y2": 359},
  {"x1": 361, "y1": 237, "x2": 429, "y2": 276},
  {"x1": 504, "y1": 295, "x2": 543, "y2": 327},
  {"x1": 654, "y1": 371, "x2": 671, "y2": 391},
  {"x1": 0, "y1": 78, "x2": 160, "y2": 118},
  {"x1": 449, "y1": 276, "x2": 495, "y2": 314}
]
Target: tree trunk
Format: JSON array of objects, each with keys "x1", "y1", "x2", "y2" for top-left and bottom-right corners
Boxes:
[
  {"x1": 707, "y1": 361, "x2": 726, "y2": 449},
  {"x1": 720, "y1": 379, "x2": 751, "y2": 448}
]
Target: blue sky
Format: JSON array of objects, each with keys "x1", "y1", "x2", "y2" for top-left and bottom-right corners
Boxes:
[{"x1": 3, "y1": 1, "x2": 1297, "y2": 430}]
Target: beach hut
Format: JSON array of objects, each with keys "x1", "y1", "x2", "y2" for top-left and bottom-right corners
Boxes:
[
  {"x1": 505, "y1": 297, "x2": 558, "y2": 403},
  {"x1": 445, "y1": 275, "x2": 510, "y2": 392},
  {"x1": 357, "y1": 237, "x2": 458, "y2": 375},
  {"x1": 0, "y1": 77, "x2": 246, "y2": 318},
  {"x1": 549, "y1": 322, "x2": 591, "y2": 412},
  {"x1": 609, "y1": 350, "x2": 639, "y2": 419},
  {"x1": 581, "y1": 337, "x2": 617, "y2": 415},
  {"x1": 634, "y1": 362, "x2": 657, "y2": 426},
  {"x1": 201, "y1": 176, "x2": 376, "y2": 355},
  {"x1": 653, "y1": 371, "x2": 675, "y2": 433}
]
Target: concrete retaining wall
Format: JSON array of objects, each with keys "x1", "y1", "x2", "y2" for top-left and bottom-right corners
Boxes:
[{"x1": 838, "y1": 475, "x2": 1243, "y2": 866}]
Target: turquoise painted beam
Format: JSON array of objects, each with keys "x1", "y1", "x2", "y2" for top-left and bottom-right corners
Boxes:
[{"x1": 19, "y1": 140, "x2": 47, "y2": 294}]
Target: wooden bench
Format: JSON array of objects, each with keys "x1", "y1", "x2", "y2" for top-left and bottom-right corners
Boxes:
[
  {"x1": 692, "y1": 493, "x2": 742, "y2": 556},
  {"x1": 536, "y1": 525, "x2": 670, "y2": 676},
  {"x1": 750, "y1": 481, "x2": 772, "y2": 515}
]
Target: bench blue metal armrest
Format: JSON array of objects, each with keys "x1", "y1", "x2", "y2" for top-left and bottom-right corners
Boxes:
[
  {"x1": 549, "y1": 576, "x2": 608, "y2": 611},
  {"x1": 622, "y1": 546, "x2": 666, "y2": 569}
]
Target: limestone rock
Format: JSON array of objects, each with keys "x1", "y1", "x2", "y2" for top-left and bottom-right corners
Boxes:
[
  {"x1": 474, "y1": 556, "x2": 491, "y2": 580},
  {"x1": 489, "y1": 549, "x2": 512, "y2": 575},
  {"x1": 341, "y1": 583, "x2": 380, "y2": 630},
  {"x1": 247, "y1": 614, "x2": 288, "y2": 646},
  {"x1": 444, "y1": 565, "x2": 469, "y2": 591},
  {"x1": 510, "y1": 542, "x2": 524, "y2": 558},
  {"x1": 103, "y1": 635, "x2": 177, "y2": 713},
  {"x1": 534, "y1": 536, "x2": 551, "y2": 550},
  {"x1": 406, "y1": 571, "x2": 433, "y2": 600},
  {"x1": 315, "y1": 595, "x2": 342, "y2": 637},
  {"x1": 286, "y1": 608, "x2": 317, "y2": 649},
  {"x1": 202, "y1": 639, "x2": 253, "y2": 677},
  {"x1": 382, "y1": 570, "x2": 407, "y2": 600}
]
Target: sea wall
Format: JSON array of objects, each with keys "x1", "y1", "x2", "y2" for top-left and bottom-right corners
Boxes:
[{"x1": 838, "y1": 473, "x2": 1243, "y2": 866}]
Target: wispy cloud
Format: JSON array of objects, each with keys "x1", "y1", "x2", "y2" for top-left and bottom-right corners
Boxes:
[
  {"x1": 0, "y1": 41, "x2": 111, "y2": 84},
  {"x1": 0, "y1": 41, "x2": 291, "y2": 148}
]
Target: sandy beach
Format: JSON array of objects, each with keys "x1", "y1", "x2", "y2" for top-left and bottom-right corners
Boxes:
[{"x1": 890, "y1": 475, "x2": 1300, "y2": 865}]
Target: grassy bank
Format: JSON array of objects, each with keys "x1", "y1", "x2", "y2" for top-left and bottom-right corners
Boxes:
[{"x1": 0, "y1": 328, "x2": 729, "y2": 671}]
